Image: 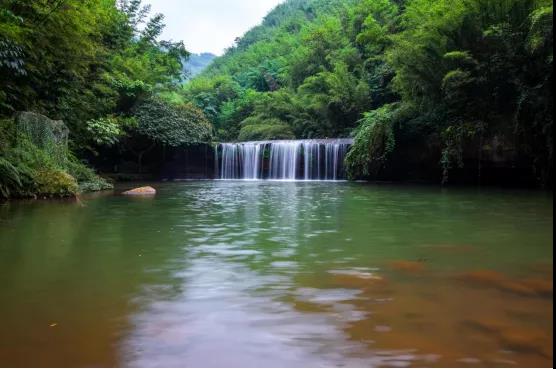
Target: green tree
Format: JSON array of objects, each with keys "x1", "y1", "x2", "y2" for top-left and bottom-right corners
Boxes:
[{"x1": 127, "y1": 98, "x2": 212, "y2": 172}]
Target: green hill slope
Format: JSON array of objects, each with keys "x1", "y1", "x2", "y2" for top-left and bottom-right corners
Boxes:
[
  {"x1": 183, "y1": 52, "x2": 217, "y2": 80},
  {"x1": 183, "y1": 0, "x2": 553, "y2": 186}
]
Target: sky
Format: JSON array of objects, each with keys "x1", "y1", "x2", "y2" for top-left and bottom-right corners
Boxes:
[{"x1": 142, "y1": 0, "x2": 285, "y2": 56}]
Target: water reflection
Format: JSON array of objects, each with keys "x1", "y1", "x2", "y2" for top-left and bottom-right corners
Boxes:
[
  {"x1": 0, "y1": 182, "x2": 552, "y2": 367},
  {"x1": 120, "y1": 182, "x2": 553, "y2": 367},
  {"x1": 124, "y1": 182, "x2": 370, "y2": 366}
]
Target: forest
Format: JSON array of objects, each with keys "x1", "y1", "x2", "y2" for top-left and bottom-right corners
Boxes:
[{"x1": 0, "y1": 0, "x2": 553, "y2": 199}]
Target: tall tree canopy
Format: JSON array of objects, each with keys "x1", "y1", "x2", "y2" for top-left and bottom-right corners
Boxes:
[
  {"x1": 0, "y1": 0, "x2": 214, "y2": 198},
  {"x1": 0, "y1": 0, "x2": 206, "y2": 143}
]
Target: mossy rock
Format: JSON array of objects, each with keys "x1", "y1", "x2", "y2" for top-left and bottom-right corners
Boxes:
[{"x1": 35, "y1": 169, "x2": 78, "y2": 198}]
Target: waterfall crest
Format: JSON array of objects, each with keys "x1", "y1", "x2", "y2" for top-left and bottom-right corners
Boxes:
[{"x1": 216, "y1": 139, "x2": 353, "y2": 180}]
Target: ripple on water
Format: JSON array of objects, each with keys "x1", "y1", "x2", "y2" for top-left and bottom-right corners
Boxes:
[{"x1": 0, "y1": 181, "x2": 551, "y2": 367}]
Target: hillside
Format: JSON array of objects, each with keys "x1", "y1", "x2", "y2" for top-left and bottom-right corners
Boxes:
[
  {"x1": 183, "y1": 0, "x2": 553, "y2": 186},
  {"x1": 183, "y1": 52, "x2": 217, "y2": 80}
]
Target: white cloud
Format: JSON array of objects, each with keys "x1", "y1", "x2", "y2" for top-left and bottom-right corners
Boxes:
[{"x1": 142, "y1": 0, "x2": 284, "y2": 55}]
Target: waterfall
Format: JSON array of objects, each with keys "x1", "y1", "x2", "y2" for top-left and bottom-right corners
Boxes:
[
  {"x1": 242, "y1": 143, "x2": 264, "y2": 180},
  {"x1": 269, "y1": 141, "x2": 301, "y2": 180},
  {"x1": 216, "y1": 139, "x2": 352, "y2": 181},
  {"x1": 220, "y1": 143, "x2": 239, "y2": 179}
]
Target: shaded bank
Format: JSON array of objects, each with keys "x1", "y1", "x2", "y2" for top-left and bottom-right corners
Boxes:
[{"x1": 90, "y1": 141, "x2": 551, "y2": 187}]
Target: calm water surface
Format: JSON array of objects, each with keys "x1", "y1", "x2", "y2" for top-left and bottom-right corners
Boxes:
[{"x1": 0, "y1": 182, "x2": 552, "y2": 367}]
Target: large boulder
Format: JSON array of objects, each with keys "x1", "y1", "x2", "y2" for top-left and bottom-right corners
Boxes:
[
  {"x1": 15, "y1": 111, "x2": 69, "y2": 167},
  {"x1": 15, "y1": 111, "x2": 69, "y2": 148}
]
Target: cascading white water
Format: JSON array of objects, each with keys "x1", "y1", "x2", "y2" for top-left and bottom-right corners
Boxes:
[
  {"x1": 220, "y1": 143, "x2": 240, "y2": 179},
  {"x1": 242, "y1": 143, "x2": 263, "y2": 180},
  {"x1": 269, "y1": 141, "x2": 301, "y2": 180},
  {"x1": 216, "y1": 139, "x2": 352, "y2": 180}
]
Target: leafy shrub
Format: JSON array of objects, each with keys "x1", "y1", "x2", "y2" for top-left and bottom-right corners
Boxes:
[
  {"x1": 134, "y1": 98, "x2": 213, "y2": 146},
  {"x1": 8, "y1": 138, "x2": 54, "y2": 170},
  {"x1": 345, "y1": 105, "x2": 397, "y2": 179},
  {"x1": 1, "y1": 117, "x2": 111, "y2": 199},
  {"x1": 0, "y1": 118, "x2": 15, "y2": 150},
  {"x1": 0, "y1": 156, "x2": 21, "y2": 199},
  {"x1": 238, "y1": 117, "x2": 295, "y2": 141},
  {"x1": 77, "y1": 179, "x2": 113, "y2": 193},
  {"x1": 1, "y1": 139, "x2": 38, "y2": 198},
  {"x1": 65, "y1": 154, "x2": 113, "y2": 192},
  {"x1": 85, "y1": 116, "x2": 124, "y2": 146},
  {"x1": 440, "y1": 121, "x2": 486, "y2": 184},
  {"x1": 34, "y1": 169, "x2": 78, "y2": 198}
]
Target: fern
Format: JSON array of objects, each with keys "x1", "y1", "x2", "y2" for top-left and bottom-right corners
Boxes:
[
  {"x1": 0, "y1": 156, "x2": 22, "y2": 198},
  {"x1": 345, "y1": 104, "x2": 398, "y2": 179}
]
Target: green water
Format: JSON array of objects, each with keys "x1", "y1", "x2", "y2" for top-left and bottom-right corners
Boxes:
[{"x1": 0, "y1": 182, "x2": 552, "y2": 367}]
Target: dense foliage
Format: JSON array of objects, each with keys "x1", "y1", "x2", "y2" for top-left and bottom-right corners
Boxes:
[
  {"x1": 1, "y1": 0, "x2": 553, "y2": 193},
  {"x1": 0, "y1": 0, "x2": 214, "y2": 199},
  {"x1": 184, "y1": 0, "x2": 553, "y2": 186},
  {"x1": 134, "y1": 98, "x2": 212, "y2": 146},
  {"x1": 0, "y1": 113, "x2": 112, "y2": 198}
]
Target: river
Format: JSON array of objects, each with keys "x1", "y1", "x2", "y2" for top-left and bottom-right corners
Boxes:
[{"x1": 0, "y1": 181, "x2": 552, "y2": 367}]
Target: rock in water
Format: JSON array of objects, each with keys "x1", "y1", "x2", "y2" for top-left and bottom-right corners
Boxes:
[{"x1": 123, "y1": 186, "x2": 156, "y2": 196}]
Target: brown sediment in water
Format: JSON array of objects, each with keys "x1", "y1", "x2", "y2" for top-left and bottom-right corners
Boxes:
[
  {"x1": 0, "y1": 306, "x2": 126, "y2": 367},
  {"x1": 388, "y1": 260, "x2": 426, "y2": 273},
  {"x1": 464, "y1": 318, "x2": 552, "y2": 358},
  {"x1": 521, "y1": 278, "x2": 553, "y2": 297},
  {"x1": 290, "y1": 264, "x2": 553, "y2": 367},
  {"x1": 295, "y1": 269, "x2": 391, "y2": 295},
  {"x1": 357, "y1": 281, "x2": 551, "y2": 366},
  {"x1": 458, "y1": 270, "x2": 553, "y2": 297}
]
